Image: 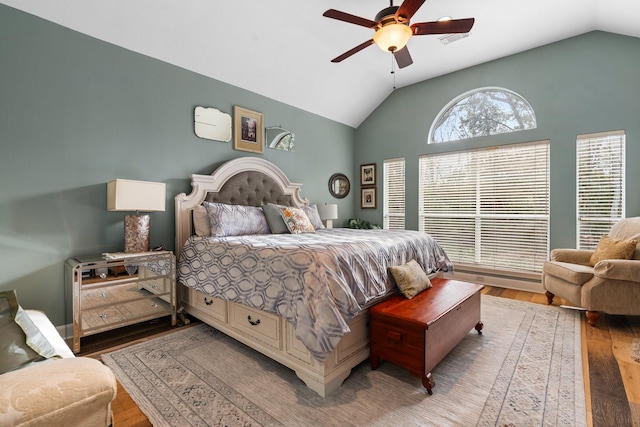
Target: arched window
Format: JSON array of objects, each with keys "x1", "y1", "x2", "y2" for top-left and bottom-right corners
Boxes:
[{"x1": 429, "y1": 87, "x2": 536, "y2": 144}]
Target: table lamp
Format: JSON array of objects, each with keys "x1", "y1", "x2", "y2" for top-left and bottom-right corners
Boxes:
[
  {"x1": 107, "y1": 179, "x2": 166, "y2": 252},
  {"x1": 317, "y1": 203, "x2": 338, "y2": 229}
]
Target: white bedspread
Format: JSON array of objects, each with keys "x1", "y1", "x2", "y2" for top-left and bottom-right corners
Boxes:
[{"x1": 178, "y1": 228, "x2": 453, "y2": 361}]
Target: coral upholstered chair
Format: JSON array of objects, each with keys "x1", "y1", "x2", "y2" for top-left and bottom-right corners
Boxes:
[{"x1": 542, "y1": 217, "x2": 640, "y2": 326}]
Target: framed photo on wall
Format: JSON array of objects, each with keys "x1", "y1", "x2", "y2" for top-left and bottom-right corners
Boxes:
[
  {"x1": 234, "y1": 106, "x2": 264, "y2": 154},
  {"x1": 360, "y1": 163, "x2": 376, "y2": 186},
  {"x1": 361, "y1": 187, "x2": 376, "y2": 209}
]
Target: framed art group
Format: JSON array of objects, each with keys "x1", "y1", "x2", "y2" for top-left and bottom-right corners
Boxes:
[{"x1": 360, "y1": 163, "x2": 376, "y2": 209}]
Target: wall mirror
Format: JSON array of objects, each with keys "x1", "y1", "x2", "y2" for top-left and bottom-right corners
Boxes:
[
  {"x1": 194, "y1": 106, "x2": 232, "y2": 142},
  {"x1": 328, "y1": 173, "x2": 350, "y2": 199},
  {"x1": 265, "y1": 126, "x2": 295, "y2": 151}
]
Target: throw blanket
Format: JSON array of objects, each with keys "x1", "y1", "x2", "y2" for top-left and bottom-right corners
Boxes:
[{"x1": 178, "y1": 228, "x2": 453, "y2": 361}]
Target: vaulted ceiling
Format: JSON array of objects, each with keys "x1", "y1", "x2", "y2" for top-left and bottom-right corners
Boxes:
[{"x1": 3, "y1": 0, "x2": 640, "y2": 127}]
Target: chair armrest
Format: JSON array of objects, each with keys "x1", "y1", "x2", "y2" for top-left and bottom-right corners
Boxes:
[
  {"x1": 594, "y1": 259, "x2": 640, "y2": 282},
  {"x1": 550, "y1": 249, "x2": 593, "y2": 266},
  {"x1": 0, "y1": 357, "x2": 116, "y2": 427}
]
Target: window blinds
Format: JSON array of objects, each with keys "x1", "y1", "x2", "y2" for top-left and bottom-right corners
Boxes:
[
  {"x1": 576, "y1": 130, "x2": 625, "y2": 250},
  {"x1": 419, "y1": 141, "x2": 549, "y2": 273},
  {"x1": 383, "y1": 158, "x2": 405, "y2": 230}
]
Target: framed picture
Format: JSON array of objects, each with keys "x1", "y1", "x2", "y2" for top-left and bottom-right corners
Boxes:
[
  {"x1": 360, "y1": 163, "x2": 376, "y2": 186},
  {"x1": 233, "y1": 106, "x2": 264, "y2": 154},
  {"x1": 361, "y1": 187, "x2": 376, "y2": 209}
]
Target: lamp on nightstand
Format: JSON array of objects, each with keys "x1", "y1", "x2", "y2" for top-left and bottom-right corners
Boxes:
[
  {"x1": 317, "y1": 203, "x2": 338, "y2": 229},
  {"x1": 107, "y1": 179, "x2": 166, "y2": 253}
]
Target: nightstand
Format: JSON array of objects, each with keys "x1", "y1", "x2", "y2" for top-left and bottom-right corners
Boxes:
[{"x1": 65, "y1": 251, "x2": 176, "y2": 353}]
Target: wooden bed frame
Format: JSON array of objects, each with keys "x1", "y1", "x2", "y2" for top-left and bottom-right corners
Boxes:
[{"x1": 175, "y1": 157, "x2": 370, "y2": 397}]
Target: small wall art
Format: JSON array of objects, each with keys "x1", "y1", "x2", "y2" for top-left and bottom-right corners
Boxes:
[
  {"x1": 361, "y1": 187, "x2": 376, "y2": 209},
  {"x1": 360, "y1": 163, "x2": 376, "y2": 186},
  {"x1": 234, "y1": 106, "x2": 264, "y2": 154}
]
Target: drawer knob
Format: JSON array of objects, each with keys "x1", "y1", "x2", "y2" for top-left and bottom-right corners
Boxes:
[
  {"x1": 247, "y1": 315, "x2": 261, "y2": 326},
  {"x1": 204, "y1": 297, "x2": 213, "y2": 306},
  {"x1": 99, "y1": 313, "x2": 107, "y2": 320}
]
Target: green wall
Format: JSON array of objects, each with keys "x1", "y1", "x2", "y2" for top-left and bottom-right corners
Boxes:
[
  {"x1": 354, "y1": 31, "x2": 640, "y2": 251},
  {"x1": 0, "y1": 5, "x2": 355, "y2": 325}
]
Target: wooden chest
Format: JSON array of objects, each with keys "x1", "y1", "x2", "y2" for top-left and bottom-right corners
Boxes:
[{"x1": 369, "y1": 278, "x2": 484, "y2": 394}]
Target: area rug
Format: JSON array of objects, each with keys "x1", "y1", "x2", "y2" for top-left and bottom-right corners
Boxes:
[{"x1": 102, "y1": 295, "x2": 586, "y2": 426}]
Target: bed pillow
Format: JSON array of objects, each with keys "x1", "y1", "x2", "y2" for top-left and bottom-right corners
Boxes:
[
  {"x1": 278, "y1": 206, "x2": 315, "y2": 234},
  {"x1": 389, "y1": 260, "x2": 432, "y2": 299},
  {"x1": 302, "y1": 205, "x2": 325, "y2": 230},
  {"x1": 263, "y1": 203, "x2": 290, "y2": 234},
  {"x1": 589, "y1": 235, "x2": 638, "y2": 266},
  {"x1": 192, "y1": 205, "x2": 211, "y2": 236},
  {"x1": 204, "y1": 202, "x2": 270, "y2": 237}
]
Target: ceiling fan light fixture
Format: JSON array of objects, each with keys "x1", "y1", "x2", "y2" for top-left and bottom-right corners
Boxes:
[{"x1": 373, "y1": 23, "x2": 412, "y2": 52}]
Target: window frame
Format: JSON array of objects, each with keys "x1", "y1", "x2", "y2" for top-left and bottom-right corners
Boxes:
[
  {"x1": 576, "y1": 130, "x2": 626, "y2": 249},
  {"x1": 383, "y1": 158, "x2": 405, "y2": 230},
  {"x1": 428, "y1": 86, "x2": 537, "y2": 144}
]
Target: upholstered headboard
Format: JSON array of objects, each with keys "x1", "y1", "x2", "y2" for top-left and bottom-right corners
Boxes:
[
  {"x1": 175, "y1": 157, "x2": 308, "y2": 257},
  {"x1": 204, "y1": 171, "x2": 294, "y2": 207}
]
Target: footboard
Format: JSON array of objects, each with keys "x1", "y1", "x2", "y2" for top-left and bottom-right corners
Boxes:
[{"x1": 181, "y1": 286, "x2": 370, "y2": 397}]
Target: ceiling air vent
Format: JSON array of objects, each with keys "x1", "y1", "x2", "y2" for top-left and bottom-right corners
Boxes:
[{"x1": 439, "y1": 32, "x2": 470, "y2": 45}]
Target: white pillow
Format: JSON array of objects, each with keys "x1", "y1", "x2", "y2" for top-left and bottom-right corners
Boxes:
[
  {"x1": 204, "y1": 202, "x2": 270, "y2": 237},
  {"x1": 15, "y1": 307, "x2": 63, "y2": 359}
]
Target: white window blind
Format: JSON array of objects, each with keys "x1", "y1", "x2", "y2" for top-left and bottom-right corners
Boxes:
[
  {"x1": 419, "y1": 141, "x2": 549, "y2": 273},
  {"x1": 577, "y1": 130, "x2": 625, "y2": 249},
  {"x1": 383, "y1": 158, "x2": 405, "y2": 230}
]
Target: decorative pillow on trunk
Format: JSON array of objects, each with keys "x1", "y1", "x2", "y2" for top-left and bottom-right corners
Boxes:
[{"x1": 389, "y1": 260, "x2": 432, "y2": 299}]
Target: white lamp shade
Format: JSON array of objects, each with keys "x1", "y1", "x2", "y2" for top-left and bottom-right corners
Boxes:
[
  {"x1": 107, "y1": 179, "x2": 166, "y2": 212},
  {"x1": 317, "y1": 204, "x2": 338, "y2": 221}
]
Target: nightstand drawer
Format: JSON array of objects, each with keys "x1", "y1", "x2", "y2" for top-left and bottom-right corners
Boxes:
[
  {"x1": 229, "y1": 303, "x2": 281, "y2": 350},
  {"x1": 190, "y1": 289, "x2": 227, "y2": 322}
]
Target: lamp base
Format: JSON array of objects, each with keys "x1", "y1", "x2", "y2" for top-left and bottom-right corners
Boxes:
[
  {"x1": 124, "y1": 214, "x2": 151, "y2": 253},
  {"x1": 323, "y1": 219, "x2": 333, "y2": 229}
]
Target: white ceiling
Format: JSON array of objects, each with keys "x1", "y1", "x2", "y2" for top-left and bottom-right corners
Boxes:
[{"x1": 3, "y1": 0, "x2": 640, "y2": 127}]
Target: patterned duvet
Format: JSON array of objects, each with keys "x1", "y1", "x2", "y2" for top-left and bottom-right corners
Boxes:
[{"x1": 177, "y1": 228, "x2": 453, "y2": 361}]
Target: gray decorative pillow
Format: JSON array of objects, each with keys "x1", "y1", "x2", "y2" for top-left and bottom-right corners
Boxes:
[
  {"x1": 302, "y1": 205, "x2": 325, "y2": 230},
  {"x1": 263, "y1": 203, "x2": 290, "y2": 234},
  {"x1": 203, "y1": 202, "x2": 270, "y2": 237},
  {"x1": 389, "y1": 260, "x2": 432, "y2": 299},
  {"x1": 0, "y1": 290, "x2": 45, "y2": 374}
]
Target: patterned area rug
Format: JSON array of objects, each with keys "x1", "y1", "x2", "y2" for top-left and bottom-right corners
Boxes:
[{"x1": 102, "y1": 295, "x2": 586, "y2": 426}]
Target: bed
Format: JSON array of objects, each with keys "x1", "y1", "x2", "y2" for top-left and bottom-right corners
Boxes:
[{"x1": 175, "y1": 157, "x2": 453, "y2": 397}]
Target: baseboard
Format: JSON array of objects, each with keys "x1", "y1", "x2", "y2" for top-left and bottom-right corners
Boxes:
[{"x1": 443, "y1": 269, "x2": 544, "y2": 294}]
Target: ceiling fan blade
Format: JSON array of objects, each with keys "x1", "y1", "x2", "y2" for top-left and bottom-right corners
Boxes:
[
  {"x1": 411, "y1": 18, "x2": 475, "y2": 35},
  {"x1": 393, "y1": 46, "x2": 413, "y2": 68},
  {"x1": 395, "y1": 0, "x2": 426, "y2": 23},
  {"x1": 331, "y1": 39, "x2": 375, "y2": 63},
  {"x1": 323, "y1": 9, "x2": 378, "y2": 28}
]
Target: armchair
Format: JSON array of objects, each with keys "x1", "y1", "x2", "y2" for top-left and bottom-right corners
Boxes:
[{"x1": 542, "y1": 217, "x2": 640, "y2": 326}]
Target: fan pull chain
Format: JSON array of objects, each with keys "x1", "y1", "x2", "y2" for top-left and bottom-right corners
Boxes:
[{"x1": 391, "y1": 54, "x2": 396, "y2": 90}]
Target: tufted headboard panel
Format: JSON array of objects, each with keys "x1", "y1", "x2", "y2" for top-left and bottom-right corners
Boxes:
[
  {"x1": 205, "y1": 171, "x2": 293, "y2": 206},
  {"x1": 175, "y1": 157, "x2": 309, "y2": 257}
]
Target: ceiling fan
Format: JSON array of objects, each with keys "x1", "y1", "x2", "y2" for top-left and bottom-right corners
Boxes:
[{"x1": 323, "y1": 0, "x2": 475, "y2": 68}]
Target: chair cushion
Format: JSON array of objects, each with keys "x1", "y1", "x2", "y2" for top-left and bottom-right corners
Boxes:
[
  {"x1": 544, "y1": 261, "x2": 594, "y2": 286},
  {"x1": 589, "y1": 235, "x2": 638, "y2": 266}
]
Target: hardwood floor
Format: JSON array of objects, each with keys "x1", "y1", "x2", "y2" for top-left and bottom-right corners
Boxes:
[{"x1": 79, "y1": 286, "x2": 640, "y2": 427}]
